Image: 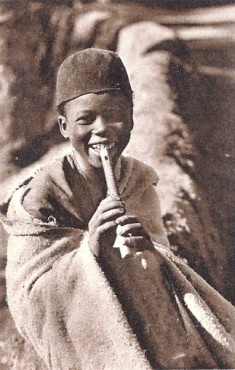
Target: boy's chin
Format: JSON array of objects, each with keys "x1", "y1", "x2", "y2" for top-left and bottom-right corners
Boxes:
[
  {"x1": 89, "y1": 155, "x2": 118, "y2": 169},
  {"x1": 89, "y1": 159, "x2": 103, "y2": 169},
  {"x1": 73, "y1": 147, "x2": 121, "y2": 170},
  {"x1": 89, "y1": 147, "x2": 121, "y2": 167}
]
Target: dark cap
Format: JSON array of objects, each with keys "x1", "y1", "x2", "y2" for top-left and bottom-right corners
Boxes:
[{"x1": 56, "y1": 48, "x2": 133, "y2": 108}]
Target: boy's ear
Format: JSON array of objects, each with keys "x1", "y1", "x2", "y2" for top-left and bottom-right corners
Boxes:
[{"x1": 58, "y1": 115, "x2": 69, "y2": 139}]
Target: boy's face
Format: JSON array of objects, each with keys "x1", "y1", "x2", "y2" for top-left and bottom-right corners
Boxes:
[{"x1": 58, "y1": 91, "x2": 133, "y2": 170}]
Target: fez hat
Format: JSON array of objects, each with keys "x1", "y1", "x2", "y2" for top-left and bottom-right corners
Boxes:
[{"x1": 56, "y1": 48, "x2": 133, "y2": 108}]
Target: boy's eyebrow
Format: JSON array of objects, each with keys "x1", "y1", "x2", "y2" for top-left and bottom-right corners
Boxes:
[{"x1": 75, "y1": 110, "x2": 94, "y2": 115}]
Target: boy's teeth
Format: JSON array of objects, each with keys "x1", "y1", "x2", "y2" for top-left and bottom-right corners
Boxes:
[{"x1": 91, "y1": 143, "x2": 114, "y2": 150}]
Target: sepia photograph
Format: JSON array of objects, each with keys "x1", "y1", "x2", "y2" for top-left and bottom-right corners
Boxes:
[{"x1": 0, "y1": 0, "x2": 234, "y2": 369}]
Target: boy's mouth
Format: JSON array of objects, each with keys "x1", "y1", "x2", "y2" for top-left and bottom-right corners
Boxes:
[{"x1": 89, "y1": 142, "x2": 115, "y2": 153}]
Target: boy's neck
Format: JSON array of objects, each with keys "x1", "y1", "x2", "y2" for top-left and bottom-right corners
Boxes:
[
  {"x1": 72, "y1": 150, "x2": 107, "y2": 193},
  {"x1": 72, "y1": 149, "x2": 122, "y2": 187}
]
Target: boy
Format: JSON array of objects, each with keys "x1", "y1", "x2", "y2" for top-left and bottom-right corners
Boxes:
[
  {"x1": 4, "y1": 49, "x2": 235, "y2": 369},
  {"x1": 22, "y1": 48, "x2": 168, "y2": 257}
]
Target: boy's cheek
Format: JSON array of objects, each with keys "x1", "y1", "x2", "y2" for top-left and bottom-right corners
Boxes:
[
  {"x1": 69, "y1": 131, "x2": 89, "y2": 147},
  {"x1": 119, "y1": 131, "x2": 131, "y2": 147}
]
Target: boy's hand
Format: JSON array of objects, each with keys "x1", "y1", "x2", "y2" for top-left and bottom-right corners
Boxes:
[
  {"x1": 116, "y1": 215, "x2": 154, "y2": 252},
  {"x1": 88, "y1": 196, "x2": 125, "y2": 256}
]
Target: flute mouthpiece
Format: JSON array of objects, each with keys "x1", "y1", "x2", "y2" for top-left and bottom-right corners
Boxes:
[{"x1": 100, "y1": 146, "x2": 119, "y2": 198}]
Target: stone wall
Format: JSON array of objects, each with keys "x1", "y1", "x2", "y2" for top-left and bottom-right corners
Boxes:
[{"x1": 117, "y1": 21, "x2": 232, "y2": 300}]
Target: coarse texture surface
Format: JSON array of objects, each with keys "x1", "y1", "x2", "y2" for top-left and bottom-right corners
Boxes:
[{"x1": 3, "y1": 185, "x2": 235, "y2": 369}]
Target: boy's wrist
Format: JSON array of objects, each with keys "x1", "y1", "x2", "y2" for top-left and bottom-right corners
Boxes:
[{"x1": 88, "y1": 234, "x2": 100, "y2": 257}]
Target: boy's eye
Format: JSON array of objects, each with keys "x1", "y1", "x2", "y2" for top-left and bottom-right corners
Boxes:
[{"x1": 76, "y1": 115, "x2": 94, "y2": 125}]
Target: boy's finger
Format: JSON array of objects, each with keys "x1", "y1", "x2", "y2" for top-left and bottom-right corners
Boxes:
[
  {"x1": 97, "y1": 220, "x2": 118, "y2": 235},
  {"x1": 98, "y1": 208, "x2": 125, "y2": 224},
  {"x1": 106, "y1": 195, "x2": 122, "y2": 201},
  {"x1": 116, "y1": 215, "x2": 139, "y2": 226},
  {"x1": 101, "y1": 196, "x2": 123, "y2": 204},
  {"x1": 92, "y1": 204, "x2": 125, "y2": 225},
  {"x1": 98, "y1": 199, "x2": 125, "y2": 213},
  {"x1": 116, "y1": 223, "x2": 143, "y2": 236}
]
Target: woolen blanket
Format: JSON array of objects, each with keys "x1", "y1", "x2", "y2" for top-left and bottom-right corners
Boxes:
[{"x1": 2, "y1": 155, "x2": 235, "y2": 369}]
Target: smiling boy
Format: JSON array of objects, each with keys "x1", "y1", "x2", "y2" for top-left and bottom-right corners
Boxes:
[
  {"x1": 22, "y1": 49, "x2": 169, "y2": 257},
  {"x1": 4, "y1": 49, "x2": 235, "y2": 370}
]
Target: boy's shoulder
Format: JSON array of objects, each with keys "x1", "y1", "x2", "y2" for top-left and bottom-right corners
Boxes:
[
  {"x1": 119, "y1": 155, "x2": 159, "y2": 198},
  {"x1": 23, "y1": 152, "x2": 75, "y2": 195},
  {"x1": 122, "y1": 154, "x2": 159, "y2": 185},
  {"x1": 8, "y1": 152, "x2": 82, "y2": 226}
]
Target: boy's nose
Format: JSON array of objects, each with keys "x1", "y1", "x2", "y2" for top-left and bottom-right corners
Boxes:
[{"x1": 92, "y1": 116, "x2": 107, "y2": 134}]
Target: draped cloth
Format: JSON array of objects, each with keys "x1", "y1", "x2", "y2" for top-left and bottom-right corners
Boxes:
[{"x1": 1, "y1": 154, "x2": 235, "y2": 369}]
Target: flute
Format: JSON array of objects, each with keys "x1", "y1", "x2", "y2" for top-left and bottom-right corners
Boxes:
[
  {"x1": 99, "y1": 146, "x2": 120, "y2": 199},
  {"x1": 100, "y1": 146, "x2": 148, "y2": 269},
  {"x1": 99, "y1": 146, "x2": 131, "y2": 259}
]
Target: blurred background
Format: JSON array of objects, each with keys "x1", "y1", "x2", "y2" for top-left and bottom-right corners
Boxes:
[{"x1": 0, "y1": 0, "x2": 234, "y2": 368}]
